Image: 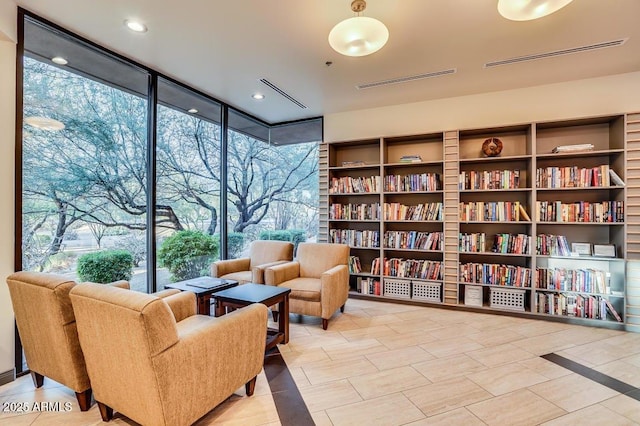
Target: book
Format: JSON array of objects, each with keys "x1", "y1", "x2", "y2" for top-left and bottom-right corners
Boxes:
[
  {"x1": 604, "y1": 299, "x2": 623, "y2": 322},
  {"x1": 399, "y1": 155, "x2": 422, "y2": 163},
  {"x1": 341, "y1": 160, "x2": 367, "y2": 167},
  {"x1": 551, "y1": 143, "x2": 594, "y2": 153},
  {"x1": 518, "y1": 204, "x2": 531, "y2": 221},
  {"x1": 609, "y1": 169, "x2": 625, "y2": 186},
  {"x1": 182, "y1": 277, "x2": 230, "y2": 289}
]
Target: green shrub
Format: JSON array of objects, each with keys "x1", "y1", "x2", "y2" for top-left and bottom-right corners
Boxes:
[
  {"x1": 259, "y1": 229, "x2": 306, "y2": 253},
  {"x1": 77, "y1": 250, "x2": 133, "y2": 283},
  {"x1": 214, "y1": 232, "x2": 245, "y2": 259},
  {"x1": 157, "y1": 230, "x2": 218, "y2": 282}
]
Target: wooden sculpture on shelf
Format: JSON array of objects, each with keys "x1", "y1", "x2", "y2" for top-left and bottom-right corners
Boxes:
[{"x1": 482, "y1": 137, "x2": 503, "y2": 157}]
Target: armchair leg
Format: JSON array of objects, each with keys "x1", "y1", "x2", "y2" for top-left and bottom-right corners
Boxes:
[
  {"x1": 97, "y1": 402, "x2": 113, "y2": 422},
  {"x1": 340, "y1": 304, "x2": 345, "y2": 313},
  {"x1": 75, "y1": 389, "x2": 92, "y2": 411},
  {"x1": 30, "y1": 371, "x2": 44, "y2": 388},
  {"x1": 245, "y1": 376, "x2": 257, "y2": 396},
  {"x1": 322, "y1": 318, "x2": 328, "y2": 330},
  {"x1": 271, "y1": 310, "x2": 279, "y2": 322}
]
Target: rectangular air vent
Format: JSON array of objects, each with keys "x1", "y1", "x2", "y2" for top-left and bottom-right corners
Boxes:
[
  {"x1": 356, "y1": 68, "x2": 457, "y2": 90},
  {"x1": 259, "y1": 78, "x2": 307, "y2": 109},
  {"x1": 484, "y1": 38, "x2": 628, "y2": 68}
]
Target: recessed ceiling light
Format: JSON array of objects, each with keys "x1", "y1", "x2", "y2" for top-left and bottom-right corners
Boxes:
[
  {"x1": 124, "y1": 19, "x2": 147, "y2": 33},
  {"x1": 252, "y1": 93, "x2": 265, "y2": 100},
  {"x1": 24, "y1": 116, "x2": 65, "y2": 131},
  {"x1": 51, "y1": 56, "x2": 68, "y2": 65},
  {"x1": 188, "y1": 108, "x2": 198, "y2": 114}
]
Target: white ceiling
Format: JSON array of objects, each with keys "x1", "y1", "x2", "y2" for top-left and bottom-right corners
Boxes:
[{"x1": 13, "y1": 0, "x2": 640, "y2": 124}]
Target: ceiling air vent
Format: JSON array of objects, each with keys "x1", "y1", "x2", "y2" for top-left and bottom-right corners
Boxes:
[
  {"x1": 259, "y1": 78, "x2": 307, "y2": 109},
  {"x1": 356, "y1": 68, "x2": 457, "y2": 90},
  {"x1": 484, "y1": 38, "x2": 628, "y2": 68}
]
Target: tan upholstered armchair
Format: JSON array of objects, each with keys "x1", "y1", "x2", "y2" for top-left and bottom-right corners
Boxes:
[
  {"x1": 6, "y1": 272, "x2": 142, "y2": 410},
  {"x1": 6, "y1": 271, "x2": 179, "y2": 411},
  {"x1": 265, "y1": 242, "x2": 350, "y2": 330},
  {"x1": 70, "y1": 283, "x2": 268, "y2": 426},
  {"x1": 211, "y1": 240, "x2": 294, "y2": 284}
]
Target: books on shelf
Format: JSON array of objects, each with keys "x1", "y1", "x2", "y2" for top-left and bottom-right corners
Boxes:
[
  {"x1": 536, "y1": 234, "x2": 571, "y2": 256},
  {"x1": 348, "y1": 256, "x2": 362, "y2": 274},
  {"x1": 341, "y1": 160, "x2": 367, "y2": 167},
  {"x1": 459, "y1": 201, "x2": 525, "y2": 222},
  {"x1": 357, "y1": 277, "x2": 382, "y2": 295},
  {"x1": 459, "y1": 169, "x2": 520, "y2": 190},
  {"x1": 384, "y1": 231, "x2": 442, "y2": 250},
  {"x1": 330, "y1": 203, "x2": 381, "y2": 220},
  {"x1": 383, "y1": 202, "x2": 443, "y2": 221},
  {"x1": 535, "y1": 200, "x2": 624, "y2": 223},
  {"x1": 384, "y1": 173, "x2": 441, "y2": 192},
  {"x1": 399, "y1": 155, "x2": 422, "y2": 163},
  {"x1": 382, "y1": 258, "x2": 442, "y2": 280},
  {"x1": 551, "y1": 143, "x2": 594, "y2": 153},
  {"x1": 459, "y1": 233, "x2": 531, "y2": 255},
  {"x1": 604, "y1": 299, "x2": 623, "y2": 322},
  {"x1": 536, "y1": 292, "x2": 615, "y2": 320},
  {"x1": 330, "y1": 229, "x2": 379, "y2": 248},
  {"x1": 536, "y1": 165, "x2": 611, "y2": 188},
  {"x1": 330, "y1": 176, "x2": 381, "y2": 194},
  {"x1": 535, "y1": 267, "x2": 610, "y2": 294},
  {"x1": 459, "y1": 262, "x2": 532, "y2": 287}
]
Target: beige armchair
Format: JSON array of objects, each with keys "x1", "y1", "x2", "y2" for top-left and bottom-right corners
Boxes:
[
  {"x1": 6, "y1": 271, "x2": 180, "y2": 411},
  {"x1": 211, "y1": 240, "x2": 294, "y2": 284},
  {"x1": 70, "y1": 283, "x2": 268, "y2": 426},
  {"x1": 265, "y1": 242, "x2": 350, "y2": 330}
]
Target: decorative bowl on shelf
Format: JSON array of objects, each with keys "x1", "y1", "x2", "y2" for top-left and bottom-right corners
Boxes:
[{"x1": 482, "y1": 137, "x2": 503, "y2": 157}]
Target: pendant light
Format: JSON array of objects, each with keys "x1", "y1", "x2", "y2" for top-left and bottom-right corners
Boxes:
[
  {"x1": 328, "y1": 0, "x2": 389, "y2": 57},
  {"x1": 498, "y1": 0, "x2": 574, "y2": 21}
]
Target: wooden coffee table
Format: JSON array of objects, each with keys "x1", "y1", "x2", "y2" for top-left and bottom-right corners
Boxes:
[
  {"x1": 165, "y1": 277, "x2": 238, "y2": 315},
  {"x1": 214, "y1": 283, "x2": 291, "y2": 350}
]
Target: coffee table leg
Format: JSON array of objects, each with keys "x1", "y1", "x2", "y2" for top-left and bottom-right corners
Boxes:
[
  {"x1": 197, "y1": 295, "x2": 209, "y2": 315},
  {"x1": 214, "y1": 299, "x2": 225, "y2": 317},
  {"x1": 279, "y1": 294, "x2": 289, "y2": 344}
]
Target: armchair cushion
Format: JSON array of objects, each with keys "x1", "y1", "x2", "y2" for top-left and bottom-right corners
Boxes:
[{"x1": 278, "y1": 277, "x2": 321, "y2": 302}]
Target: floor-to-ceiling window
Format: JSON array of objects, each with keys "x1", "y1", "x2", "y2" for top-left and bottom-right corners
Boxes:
[
  {"x1": 155, "y1": 78, "x2": 222, "y2": 289},
  {"x1": 16, "y1": 10, "x2": 321, "y2": 373}
]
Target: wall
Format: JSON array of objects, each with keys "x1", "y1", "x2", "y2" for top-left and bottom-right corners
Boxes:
[
  {"x1": 0, "y1": 2, "x2": 16, "y2": 382},
  {"x1": 324, "y1": 71, "x2": 640, "y2": 142}
]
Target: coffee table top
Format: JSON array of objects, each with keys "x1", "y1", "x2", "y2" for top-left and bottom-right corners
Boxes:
[
  {"x1": 165, "y1": 277, "x2": 238, "y2": 295},
  {"x1": 214, "y1": 283, "x2": 291, "y2": 304}
]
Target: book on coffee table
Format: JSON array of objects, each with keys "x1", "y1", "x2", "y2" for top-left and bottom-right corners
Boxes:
[{"x1": 181, "y1": 277, "x2": 231, "y2": 289}]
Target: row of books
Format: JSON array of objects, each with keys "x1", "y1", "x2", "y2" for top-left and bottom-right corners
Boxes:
[
  {"x1": 371, "y1": 257, "x2": 442, "y2": 280},
  {"x1": 459, "y1": 233, "x2": 532, "y2": 254},
  {"x1": 384, "y1": 231, "x2": 442, "y2": 250},
  {"x1": 329, "y1": 229, "x2": 379, "y2": 248},
  {"x1": 459, "y1": 169, "x2": 521, "y2": 190},
  {"x1": 399, "y1": 155, "x2": 422, "y2": 163},
  {"x1": 330, "y1": 176, "x2": 381, "y2": 194},
  {"x1": 535, "y1": 165, "x2": 612, "y2": 188},
  {"x1": 348, "y1": 256, "x2": 362, "y2": 274},
  {"x1": 536, "y1": 234, "x2": 571, "y2": 256},
  {"x1": 459, "y1": 263, "x2": 532, "y2": 287},
  {"x1": 329, "y1": 203, "x2": 380, "y2": 220},
  {"x1": 384, "y1": 173, "x2": 442, "y2": 192},
  {"x1": 384, "y1": 202, "x2": 443, "y2": 221},
  {"x1": 535, "y1": 292, "x2": 622, "y2": 322},
  {"x1": 357, "y1": 277, "x2": 382, "y2": 295},
  {"x1": 535, "y1": 200, "x2": 624, "y2": 223},
  {"x1": 460, "y1": 201, "x2": 528, "y2": 222},
  {"x1": 535, "y1": 267, "x2": 610, "y2": 294}
]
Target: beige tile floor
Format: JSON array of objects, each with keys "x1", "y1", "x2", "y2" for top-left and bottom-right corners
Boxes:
[{"x1": 2, "y1": 298, "x2": 640, "y2": 425}]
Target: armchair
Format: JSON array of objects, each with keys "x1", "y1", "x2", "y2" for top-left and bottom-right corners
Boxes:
[
  {"x1": 6, "y1": 271, "x2": 180, "y2": 411},
  {"x1": 211, "y1": 240, "x2": 294, "y2": 284},
  {"x1": 70, "y1": 283, "x2": 268, "y2": 426},
  {"x1": 264, "y1": 242, "x2": 350, "y2": 330}
]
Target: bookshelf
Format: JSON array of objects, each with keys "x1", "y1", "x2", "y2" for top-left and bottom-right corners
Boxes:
[{"x1": 322, "y1": 113, "x2": 640, "y2": 331}]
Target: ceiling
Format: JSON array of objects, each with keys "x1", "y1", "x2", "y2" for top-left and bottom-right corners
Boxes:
[{"x1": 13, "y1": 0, "x2": 640, "y2": 124}]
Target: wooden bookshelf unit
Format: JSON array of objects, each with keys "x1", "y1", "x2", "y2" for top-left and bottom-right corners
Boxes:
[{"x1": 322, "y1": 113, "x2": 640, "y2": 331}]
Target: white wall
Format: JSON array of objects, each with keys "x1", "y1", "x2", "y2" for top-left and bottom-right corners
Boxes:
[
  {"x1": 0, "y1": 3, "x2": 16, "y2": 378},
  {"x1": 324, "y1": 71, "x2": 640, "y2": 142}
]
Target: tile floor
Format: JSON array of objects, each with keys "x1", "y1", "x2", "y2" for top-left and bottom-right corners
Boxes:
[{"x1": 2, "y1": 298, "x2": 640, "y2": 425}]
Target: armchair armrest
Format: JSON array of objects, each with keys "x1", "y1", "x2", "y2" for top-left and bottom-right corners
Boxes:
[
  {"x1": 162, "y1": 291, "x2": 197, "y2": 323},
  {"x1": 153, "y1": 289, "x2": 181, "y2": 298},
  {"x1": 252, "y1": 260, "x2": 290, "y2": 284},
  {"x1": 320, "y1": 264, "x2": 350, "y2": 318},
  {"x1": 211, "y1": 257, "x2": 250, "y2": 278},
  {"x1": 107, "y1": 280, "x2": 130, "y2": 290},
  {"x1": 264, "y1": 261, "x2": 300, "y2": 286}
]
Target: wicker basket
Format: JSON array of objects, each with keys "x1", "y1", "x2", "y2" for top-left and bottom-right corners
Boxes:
[
  {"x1": 490, "y1": 287, "x2": 526, "y2": 311},
  {"x1": 383, "y1": 278, "x2": 411, "y2": 299},
  {"x1": 412, "y1": 281, "x2": 441, "y2": 303}
]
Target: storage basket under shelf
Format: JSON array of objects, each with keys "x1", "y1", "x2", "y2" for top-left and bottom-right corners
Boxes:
[
  {"x1": 489, "y1": 287, "x2": 526, "y2": 311},
  {"x1": 383, "y1": 278, "x2": 411, "y2": 299},
  {"x1": 412, "y1": 281, "x2": 441, "y2": 303}
]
